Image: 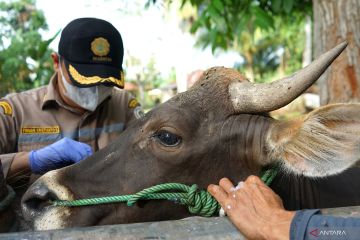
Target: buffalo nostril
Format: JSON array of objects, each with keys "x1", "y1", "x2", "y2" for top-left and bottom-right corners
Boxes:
[{"x1": 21, "y1": 183, "x2": 58, "y2": 221}]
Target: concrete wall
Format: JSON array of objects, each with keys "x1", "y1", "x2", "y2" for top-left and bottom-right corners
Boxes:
[{"x1": 1, "y1": 206, "x2": 360, "y2": 240}]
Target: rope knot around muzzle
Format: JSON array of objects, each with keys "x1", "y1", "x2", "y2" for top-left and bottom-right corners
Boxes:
[
  {"x1": 124, "y1": 183, "x2": 220, "y2": 217},
  {"x1": 185, "y1": 184, "x2": 220, "y2": 217}
]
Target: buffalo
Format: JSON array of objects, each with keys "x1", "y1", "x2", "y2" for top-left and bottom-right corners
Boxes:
[{"x1": 22, "y1": 42, "x2": 360, "y2": 230}]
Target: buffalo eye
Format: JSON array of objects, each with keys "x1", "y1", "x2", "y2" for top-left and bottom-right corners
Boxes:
[{"x1": 153, "y1": 130, "x2": 181, "y2": 147}]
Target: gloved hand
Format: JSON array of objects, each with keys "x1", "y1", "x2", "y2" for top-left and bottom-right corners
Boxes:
[{"x1": 29, "y1": 137, "x2": 93, "y2": 174}]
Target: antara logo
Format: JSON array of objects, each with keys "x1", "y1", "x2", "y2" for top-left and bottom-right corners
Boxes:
[{"x1": 309, "y1": 228, "x2": 347, "y2": 237}]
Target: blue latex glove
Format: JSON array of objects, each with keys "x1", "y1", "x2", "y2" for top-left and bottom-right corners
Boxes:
[{"x1": 29, "y1": 137, "x2": 93, "y2": 174}]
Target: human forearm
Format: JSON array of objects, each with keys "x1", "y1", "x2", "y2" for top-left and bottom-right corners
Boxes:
[
  {"x1": 0, "y1": 153, "x2": 17, "y2": 177},
  {"x1": 262, "y1": 209, "x2": 296, "y2": 240},
  {"x1": 7, "y1": 152, "x2": 31, "y2": 184},
  {"x1": 2, "y1": 138, "x2": 93, "y2": 181}
]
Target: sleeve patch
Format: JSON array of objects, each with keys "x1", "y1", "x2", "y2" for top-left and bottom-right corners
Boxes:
[
  {"x1": 134, "y1": 106, "x2": 145, "y2": 119},
  {"x1": 0, "y1": 101, "x2": 13, "y2": 116},
  {"x1": 128, "y1": 99, "x2": 140, "y2": 108}
]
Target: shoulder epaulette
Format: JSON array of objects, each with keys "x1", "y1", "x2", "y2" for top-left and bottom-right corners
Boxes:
[{"x1": 0, "y1": 100, "x2": 13, "y2": 116}]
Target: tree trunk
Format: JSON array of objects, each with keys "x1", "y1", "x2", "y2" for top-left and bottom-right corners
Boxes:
[
  {"x1": 302, "y1": 15, "x2": 312, "y2": 68},
  {"x1": 313, "y1": 0, "x2": 360, "y2": 105}
]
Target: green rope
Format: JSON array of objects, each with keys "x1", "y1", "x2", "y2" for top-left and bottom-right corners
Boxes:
[
  {"x1": 53, "y1": 183, "x2": 220, "y2": 217},
  {"x1": 52, "y1": 165, "x2": 279, "y2": 217},
  {"x1": 260, "y1": 164, "x2": 280, "y2": 186}
]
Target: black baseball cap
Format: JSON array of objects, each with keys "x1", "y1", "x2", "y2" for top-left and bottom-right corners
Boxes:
[{"x1": 59, "y1": 18, "x2": 124, "y2": 88}]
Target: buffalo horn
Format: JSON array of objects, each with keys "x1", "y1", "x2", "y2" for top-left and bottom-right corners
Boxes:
[{"x1": 229, "y1": 41, "x2": 348, "y2": 113}]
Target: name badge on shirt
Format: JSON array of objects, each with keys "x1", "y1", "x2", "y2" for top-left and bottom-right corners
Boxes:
[{"x1": 21, "y1": 126, "x2": 60, "y2": 134}]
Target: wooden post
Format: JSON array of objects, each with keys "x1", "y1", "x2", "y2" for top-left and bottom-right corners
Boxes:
[{"x1": 313, "y1": 0, "x2": 360, "y2": 105}]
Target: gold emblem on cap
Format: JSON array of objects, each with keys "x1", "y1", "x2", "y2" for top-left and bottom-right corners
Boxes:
[
  {"x1": 68, "y1": 64, "x2": 124, "y2": 88},
  {"x1": 91, "y1": 37, "x2": 110, "y2": 57}
]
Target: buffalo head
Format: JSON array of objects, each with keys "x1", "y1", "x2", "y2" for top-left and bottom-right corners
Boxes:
[{"x1": 22, "y1": 42, "x2": 360, "y2": 230}]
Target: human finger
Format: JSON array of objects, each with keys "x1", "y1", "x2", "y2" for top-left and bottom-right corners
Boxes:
[
  {"x1": 245, "y1": 175, "x2": 277, "y2": 199},
  {"x1": 219, "y1": 178, "x2": 235, "y2": 194},
  {"x1": 208, "y1": 184, "x2": 235, "y2": 216},
  {"x1": 207, "y1": 184, "x2": 230, "y2": 205},
  {"x1": 246, "y1": 175, "x2": 268, "y2": 188},
  {"x1": 245, "y1": 176, "x2": 285, "y2": 209},
  {"x1": 231, "y1": 183, "x2": 255, "y2": 209}
]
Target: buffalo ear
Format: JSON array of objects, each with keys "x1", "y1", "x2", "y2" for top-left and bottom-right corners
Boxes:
[{"x1": 267, "y1": 103, "x2": 360, "y2": 177}]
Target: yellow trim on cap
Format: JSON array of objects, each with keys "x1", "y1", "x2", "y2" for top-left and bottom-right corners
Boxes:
[
  {"x1": 0, "y1": 101, "x2": 13, "y2": 116},
  {"x1": 68, "y1": 64, "x2": 124, "y2": 88}
]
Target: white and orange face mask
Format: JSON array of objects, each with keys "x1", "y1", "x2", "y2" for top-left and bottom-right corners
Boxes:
[{"x1": 59, "y1": 64, "x2": 112, "y2": 111}]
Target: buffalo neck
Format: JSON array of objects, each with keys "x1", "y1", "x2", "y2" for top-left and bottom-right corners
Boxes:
[{"x1": 221, "y1": 114, "x2": 272, "y2": 178}]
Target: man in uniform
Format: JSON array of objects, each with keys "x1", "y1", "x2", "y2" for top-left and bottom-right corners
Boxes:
[{"x1": 0, "y1": 18, "x2": 143, "y2": 181}]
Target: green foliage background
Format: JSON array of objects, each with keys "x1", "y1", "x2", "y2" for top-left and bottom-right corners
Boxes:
[
  {"x1": 0, "y1": 0, "x2": 57, "y2": 97},
  {"x1": 176, "y1": 0, "x2": 312, "y2": 83}
]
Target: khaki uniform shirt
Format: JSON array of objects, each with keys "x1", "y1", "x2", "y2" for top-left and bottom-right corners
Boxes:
[{"x1": 0, "y1": 74, "x2": 142, "y2": 176}]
